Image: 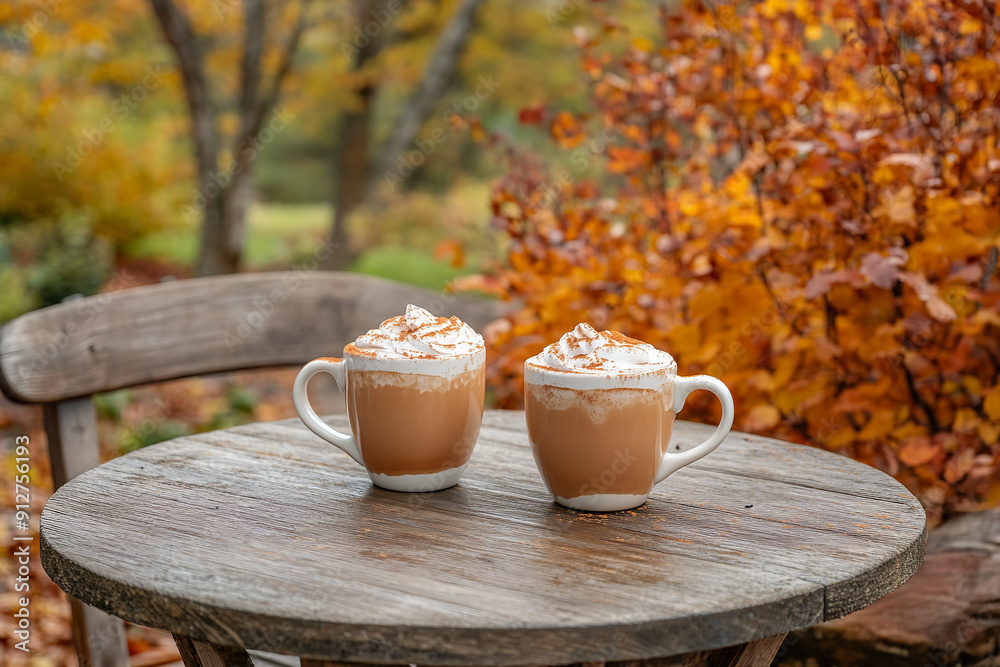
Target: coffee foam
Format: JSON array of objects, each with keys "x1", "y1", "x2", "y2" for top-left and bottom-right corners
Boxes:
[
  {"x1": 525, "y1": 323, "x2": 676, "y2": 390},
  {"x1": 355, "y1": 305, "x2": 484, "y2": 359},
  {"x1": 527, "y1": 384, "x2": 670, "y2": 424},
  {"x1": 346, "y1": 344, "x2": 485, "y2": 378},
  {"x1": 350, "y1": 367, "x2": 483, "y2": 395}
]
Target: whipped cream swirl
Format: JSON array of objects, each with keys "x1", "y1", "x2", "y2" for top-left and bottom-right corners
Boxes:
[
  {"x1": 354, "y1": 305, "x2": 484, "y2": 359},
  {"x1": 531, "y1": 323, "x2": 674, "y2": 374}
]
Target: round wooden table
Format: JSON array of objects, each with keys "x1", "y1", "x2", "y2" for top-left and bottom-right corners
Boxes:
[{"x1": 41, "y1": 410, "x2": 926, "y2": 666}]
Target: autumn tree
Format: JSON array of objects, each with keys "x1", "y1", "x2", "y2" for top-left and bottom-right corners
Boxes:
[
  {"x1": 0, "y1": 0, "x2": 189, "y2": 315},
  {"x1": 322, "y1": 0, "x2": 486, "y2": 269},
  {"x1": 467, "y1": 0, "x2": 1000, "y2": 520},
  {"x1": 148, "y1": 0, "x2": 307, "y2": 276}
]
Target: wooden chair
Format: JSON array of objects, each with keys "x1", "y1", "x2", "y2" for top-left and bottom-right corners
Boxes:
[{"x1": 0, "y1": 271, "x2": 500, "y2": 667}]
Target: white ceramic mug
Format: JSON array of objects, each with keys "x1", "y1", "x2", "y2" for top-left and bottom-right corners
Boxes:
[
  {"x1": 293, "y1": 345, "x2": 486, "y2": 492},
  {"x1": 525, "y1": 354, "x2": 734, "y2": 512}
]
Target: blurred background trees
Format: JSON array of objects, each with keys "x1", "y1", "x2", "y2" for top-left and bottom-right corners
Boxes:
[
  {"x1": 0, "y1": 0, "x2": 624, "y2": 306},
  {"x1": 2, "y1": 0, "x2": 1000, "y2": 660},
  {"x1": 323, "y1": 0, "x2": 487, "y2": 270},
  {"x1": 148, "y1": 0, "x2": 308, "y2": 276}
]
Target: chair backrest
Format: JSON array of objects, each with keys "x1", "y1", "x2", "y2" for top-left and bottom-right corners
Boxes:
[
  {"x1": 0, "y1": 271, "x2": 502, "y2": 667},
  {"x1": 0, "y1": 271, "x2": 500, "y2": 403}
]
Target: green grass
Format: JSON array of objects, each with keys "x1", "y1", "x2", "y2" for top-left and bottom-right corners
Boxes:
[
  {"x1": 255, "y1": 156, "x2": 330, "y2": 204},
  {"x1": 126, "y1": 203, "x2": 331, "y2": 268},
  {"x1": 348, "y1": 246, "x2": 472, "y2": 290},
  {"x1": 123, "y1": 202, "x2": 477, "y2": 290},
  {"x1": 126, "y1": 230, "x2": 198, "y2": 265},
  {"x1": 245, "y1": 203, "x2": 329, "y2": 267}
]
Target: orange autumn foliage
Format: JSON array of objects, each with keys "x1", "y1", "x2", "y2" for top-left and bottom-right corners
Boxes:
[{"x1": 463, "y1": 0, "x2": 1000, "y2": 520}]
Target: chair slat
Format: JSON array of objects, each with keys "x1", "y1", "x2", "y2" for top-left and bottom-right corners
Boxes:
[
  {"x1": 0, "y1": 272, "x2": 499, "y2": 403},
  {"x1": 43, "y1": 397, "x2": 101, "y2": 488},
  {"x1": 68, "y1": 598, "x2": 129, "y2": 667},
  {"x1": 4, "y1": 272, "x2": 500, "y2": 667},
  {"x1": 43, "y1": 396, "x2": 129, "y2": 665}
]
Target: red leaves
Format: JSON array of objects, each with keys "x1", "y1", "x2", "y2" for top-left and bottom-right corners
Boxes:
[
  {"x1": 899, "y1": 272, "x2": 959, "y2": 322},
  {"x1": 804, "y1": 250, "x2": 959, "y2": 324},
  {"x1": 549, "y1": 111, "x2": 586, "y2": 148},
  {"x1": 433, "y1": 239, "x2": 465, "y2": 268},
  {"x1": 899, "y1": 437, "x2": 940, "y2": 467},
  {"x1": 518, "y1": 106, "x2": 545, "y2": 126},
  {"x1": 860, "y1": 250, "x2": 907, "y2": 290},
  {"x1": 804, "y1": 270, "x2": 864, "y2": 299},
  {"x1": 466, "y1": 0, "x2": 1000, "y2": 521},
  {"x1": 879, "y1": 153, "x2": 935, "y2": 185}
]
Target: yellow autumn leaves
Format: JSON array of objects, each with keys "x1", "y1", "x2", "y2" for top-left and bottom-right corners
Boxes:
[{"x1": 470, "y1": 0, "x2": 1000, "y2": 521}]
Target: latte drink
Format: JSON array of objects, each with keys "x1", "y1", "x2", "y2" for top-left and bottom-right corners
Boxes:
[
  {"x1": 525, "y1": 324, "x2": 734, "y2": 512},
  {"x1": 294, "y1": 305, "x2": 485, "y2": 492}
]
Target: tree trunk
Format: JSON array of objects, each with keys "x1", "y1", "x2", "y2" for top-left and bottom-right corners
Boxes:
[
  {"x1": 194, "y1": 156, "x2": 252, "y2": 276},
  {"x1": 322, "y1": 0, "x2": 486, "y2": 271},
  {"x1": 150, "y1": 0, "x2": 306, "y2": 277},
  {"x1": 195, "y1": 182, "x2": 228, "y2": 277},
  {"x1": 325, "y1": 92, "x2": 375, "y2": 270},
  {"x1": 195, "y1": 0, "x2": 261, "y2": 276},
  {"x1": 322, "y1": 0, "x2": 386, "y2": 271},
  {"x1": 224, "y1": 170, "x2": 253, "y2": 274},
  {"x1": 373, "y1": 0, "x2": 486, "y2": 180}
]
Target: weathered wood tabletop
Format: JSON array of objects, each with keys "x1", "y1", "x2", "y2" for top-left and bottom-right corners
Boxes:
[{"x1": 40, "y1": 410, "x2": 926, "y2": 666}]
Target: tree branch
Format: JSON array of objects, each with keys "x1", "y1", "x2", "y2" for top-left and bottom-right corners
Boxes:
[
  {"x1": 240, "y1": 0, "x2": 265, "y2": 132},
  {"x1": 371, "y1": 0, "x2": 486, "y2": 190},
  {"x1": 148, "y1": 0, "x2": 217, "y2": 180},
  {"x1": 231, "y1": 0, "x2": 309, "y2": 174},
  {"x1": 980, "y1": 246, "x2": 998, "y2": 291},
  {"x1": 251, "y1": 0, "x2": 309, "y2": 137},
  {"x1": 903, "y1": 363, "x2": 941, "y2": 433}
]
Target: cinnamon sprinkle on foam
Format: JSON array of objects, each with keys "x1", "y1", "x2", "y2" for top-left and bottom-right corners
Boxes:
[
  {"x1": 352, "y1": 304, "x2": 484, "y2": 360},
  {"x1": 526, "y1": 323, "x2": 675, "y2": 376}
]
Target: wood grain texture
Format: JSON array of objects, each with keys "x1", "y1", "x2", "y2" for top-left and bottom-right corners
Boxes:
[
  {"x1": 782, "y1": 505, "x2": 1000, "y2": 665},
  {"x1": 173, "y1": 634, "x2": 254, "y2": 667},
  {"x1": 0, "y1": 272, "x2": 500, "y2": 403},
  {"x1": 43, "y1": 397, "x2": 129, "y2": 667},
  {"x1": 699, "y1": 633, "x2": 787, "y2": 666},
  {"x1": 41, "y1": 411, "x2": 925, "y2": 665},
  {"x1": 299, "y1": 633, "x2": 786, "y2": 667},
  {"x1": 42, "y1": 397, "x2": 101, "y2": 489},
  {"x1": 299, "y1": 661, "x2": 400, "y2": 667},
  {"x1": 67, "y1": 597, "x2": 129, "y2": 667}
]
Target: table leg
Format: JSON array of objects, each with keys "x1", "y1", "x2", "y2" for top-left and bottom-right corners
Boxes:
[
  {"x1": 293, "y1": 635, "x2": 788, "y2": 667},
  {"x1": 172, "y1": 634, "x2": 254, "y2": 667},
  {"x1": 67, "y1": 597, "x2": 129, "y2": 667},
  {"x1": 650, "y1": 633, "x2": 788, "y2": 667},
  {"x1": 300, "y1": 662, "x2": 407, "y2": 667}
]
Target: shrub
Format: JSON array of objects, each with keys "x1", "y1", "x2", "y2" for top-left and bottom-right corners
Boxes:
[
  {"x1": 463, "y1": 0, "x2": 1000, "y2": 520},
  {"x1": 27, "y1": 219, "x2": 112, "y2": 308},
  {"x1": 0, "y1": 217, "x2": 112, "y2": 321}
]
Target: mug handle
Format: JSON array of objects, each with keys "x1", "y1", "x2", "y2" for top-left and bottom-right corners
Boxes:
[
  {"x1": 292, "y1": 357, "x2": 364, "y2": 466},
  {"x1": 655, "y1": 375, "x2": 735, "y2": 483}
]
